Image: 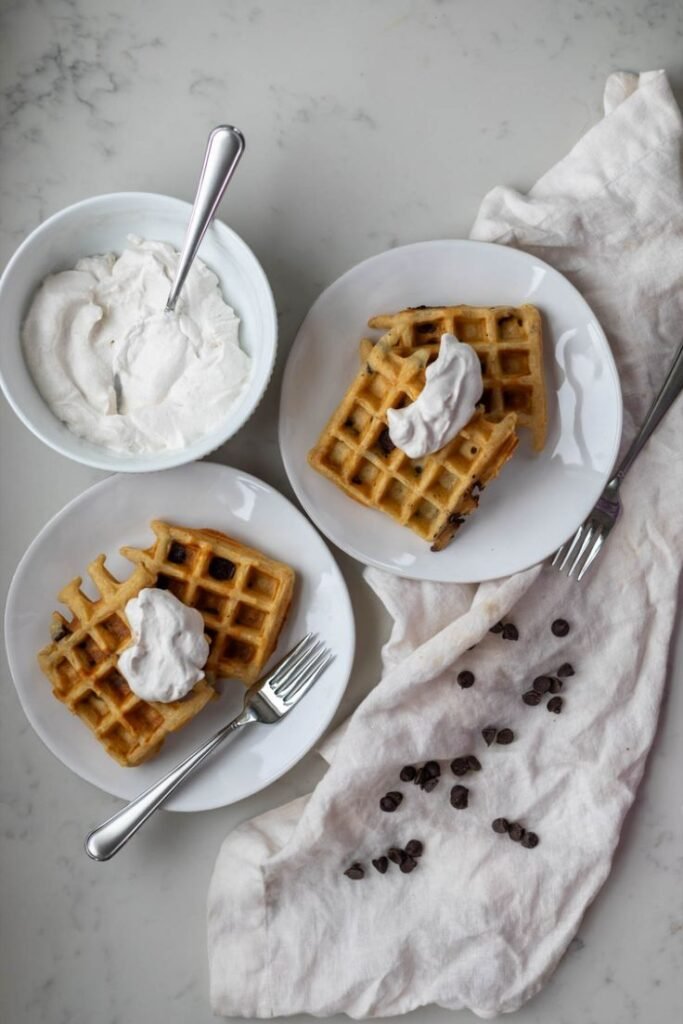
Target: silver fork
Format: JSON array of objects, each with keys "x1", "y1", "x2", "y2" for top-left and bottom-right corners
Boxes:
[
  {"x1": 552, "y1": 340, "x2": 683, "y2": 581},
  {"x1": 85, "y1": 634, "x2": 333, "y2": 861}
]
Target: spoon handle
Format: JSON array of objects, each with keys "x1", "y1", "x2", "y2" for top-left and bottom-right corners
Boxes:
[{"x1": 165, "y1": 125, "x2": 245, "y2": 312}]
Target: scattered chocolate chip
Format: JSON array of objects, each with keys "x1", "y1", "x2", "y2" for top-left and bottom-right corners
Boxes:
[
  {"x1": 548, "y1": 677, "x2": 563, "y2": 694},
  {"x1": 450, "y1": 757, "x2": 470, "y2": 776},
  {"x1": 421, "y1": 776, "x2": 439, "y2": 793},
  {"x1": 372, "y1": 856, "x2": 389, "y2": 874},
  {"x1": 547, "y1": 696, "x2": 563, "y2": 714},
  {"x1": 482, "y1": 726, "x2": 497, "y2": 746},
  {"x1": 413, "y1": 465, "x2": 423, "y2": 475},
  {"x1": 387, "y1": 847, "x2": 405, "y2": 865},
  {"x1": 508, "y1": 823, "x2": 525, "y2": 842},
  {"x1": 405, "y1": 839, "x2": 423, "y2": 858},
  {"x1": 450, "y1": 784, "x2": 469, "y2": 809},
  {"x1": 551, "y1": 618, "x2": 570, "y2": 637},
  {"x1": 457, "y1": 670, "x2": 475, "y2": 689},
  {"x1": 400, "y1": 765, "x2": 417, "y2": 782},
  {"x1": 168, "y1": 541, "x2": 187, "y2": 564},
  {"x1": 423, "y1": 760, "x2": 440, "y2": 779},
  {"x1": 502, "y1": 623, "x2": 519, "y2": 641},
  {"x1": 521, "y1": 831, "x2": 539, "y2": 849},
  {"x1": 448, "y1": 513, "x2": 465, "y2": 526},
  {"x1": 492, "y1": 817, "x2": 510, "y2": 834},
  {"x1": 400, "y1": 856, "x2": 418, "y2": 873},
  {"x1": 208, "y1": 556, "x2": 236, "y2": 581},
  {"x1": 496, "y1": 728, "x2": 515, "y2": 745},
  {"x1": 344, "y1": 863, "x2": 365, "y2": 879},
  {"x1": 532, "y1": 675, "x2": 552, "y2": 694},
  {"x1": 50, "y1": 622, "x2": 69, "y2": 642},
  {"x1": 557, "y1": 662, "x2": 575, "y2": 677},
  {"x1": 522, "y1": 690, "x2": 542, "y2": 706},
  {"x1": 490, "y1": 622, "x2": 505, "y2": 634},
  {"x1": 380, "y1": 791, "x2": 403, "y2": 812},
  {"x1": 466, "y1": 755, "x2": 482, "y2": 772},
  {"x1": 378, "y1": 427, "x2": 395, "y2": 455}
]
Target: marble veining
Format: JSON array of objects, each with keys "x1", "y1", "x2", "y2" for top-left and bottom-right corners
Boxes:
[{"x1": 1, "y1": 1, "x2": 682, "y2": 1023}]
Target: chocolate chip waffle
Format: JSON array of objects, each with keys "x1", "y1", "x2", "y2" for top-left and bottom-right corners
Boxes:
[
  {"x1": 121, "y1": 521, "x2": 295, "y2": 686},
  {"x1": 308, "y1": 340, "x2": 519, "y2": 550},
  {"x1": 368, "y1": 304, "x2": 547, "y2": 452},
  {"x1": 37, "y1": 557, "x2": 216, "y2": 767}
]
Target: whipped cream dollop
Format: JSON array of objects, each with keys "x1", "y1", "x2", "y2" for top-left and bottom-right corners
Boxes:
[
  {"x1": 118, "y1": 588, "x2": 210, "y2": 703},
  {"x1": 22, "y1": 236, "x2": 250, "y2": 453},
  {"x1": 387, "y1": 333, "x2": 483, "y2": 458}
]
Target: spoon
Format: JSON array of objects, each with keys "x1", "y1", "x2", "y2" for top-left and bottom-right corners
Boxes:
[{"x1": 164, "y1": 124, "x2": 245, "y2": 312}]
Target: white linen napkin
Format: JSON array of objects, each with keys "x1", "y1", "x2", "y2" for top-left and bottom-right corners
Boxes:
[{"x1": 208, "y1": 71, "x2": 683, "y2": 1019}]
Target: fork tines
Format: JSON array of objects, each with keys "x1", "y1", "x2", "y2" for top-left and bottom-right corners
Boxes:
[
  {"x1": 262, "y1": 633, "x2": 334, "y2": 706},
  {"x1": 551, "y1": 522, "x2": 606, "y2": 581}
]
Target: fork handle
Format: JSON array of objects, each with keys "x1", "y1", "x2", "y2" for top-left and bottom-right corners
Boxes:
[
  {"x1": 610, "y1": 340, "x2": 683, "y2": 487},
  {"x1": 85, "y1": 706, "x2": 258, "y2": 861}
]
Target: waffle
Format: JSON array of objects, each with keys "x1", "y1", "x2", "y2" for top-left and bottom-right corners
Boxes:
[
  {"x1": 368, "y1": 304, "x2": 547, "y2": 452},
  {"x1": 37, "y1": 557, "x2": 216, "y2": 767},
  {"x1": 308, "y1": 339, "x2": 519, "y2": 550},
  {"x1": 121, "y1": 521, "x2": 295, "y2": 686}
]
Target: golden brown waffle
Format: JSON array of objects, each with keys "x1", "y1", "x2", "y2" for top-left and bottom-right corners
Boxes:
[
  {"x1": 121, "y1": 521, "x2": 295, "y2": 686},
  {"x1": 368, "y1": 304, "x2": 547, "y2": 452},
  {"x1": 37, "y1": 557, "x2": 216, "y2": 767},
  {"x1": 308, "y1": 339, "x2": 519, "y2": 550}
]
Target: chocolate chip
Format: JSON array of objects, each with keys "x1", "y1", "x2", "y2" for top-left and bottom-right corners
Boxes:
[
  {"x1": 547, "y1": 696, "x2": 563, "y2": 714},
  {"x1": 522, "y1": 690, "x2": 542, "y2": 706},
  {"x1": 450, "y1": 757, "x2": 470, "y2": 776},
  {"x1": 492, "y1": 817, "x2": 510, "y2": 834},
  {"x1": 532, "y1": 675, "x2": 552, "y2": 694},
  {"x1": 380, "y1": 791, "x2": 403, "y2": 812},
  {"x1": 344, "y1": 863, "x2": 365, "y2": 879},
  {"x1": 413, "y1": 465, "x2": 423, "y2": 475},
  {"x1": 168, "y1": 541, "x2": 187, "y2": 564},
  {"x1": 450, "y1": 784, "x2": 469, "y2": 809},
  {"x1": 421, "y1": 776, "x2": 439, "y2": 793},
  {"x1": 502, "y1": 623, "x2": 519, "y2": 641},
  {"x1": 521, "y1": 831, "x2": 539, "y2": 849},
  {"x1": 457, "y1": 670, "x2": 475, "y2": 689},
  {"x1": 496, "y1": 728, "x2": 514, "y2": 745},
  {"x1": 551, "y1": 618, "x2": 570, "y2": 637},
  {"x1": 448, "y1": 513, "x2": 465, "y2": 526},
  {"x1": 482, "y1": 726, "x2": 497, "y2": 746},
  {"x1": 508, "y1": 823, "x2": 525, "y2": 842},
  {"x1": 400, "y1": 765, "x2": 417, "y2": 782},
  {"x1": 387, "y1": 847, "x2": 405, "y2": 865},
  {"x1": 405, "y1": 839, "x2": 423, "y2": 858},
  {"x1": 423, "y1": 760, "x2": 440, "y2": 779},
  {"x1": 372, "y1": 856, "x2": 389, "y2": 874},
  {"x1": 400, "y1": 856, "x2": 418, "y2": 873},
  {"x1": 466, "y1": 755, "x2": 482, "y2": 771},
  {"x1": 208, "y1": 556, "x2": 236, "y2": 581},
  {"x1": 548, "y1": 677, "x2": 563, "y2": 694},
  {"x1": 378, "y1": 427, "x2": 395, "y2": 455},
  {"x1": 557, "y1": 662, "x2": 575, "y2": 677},
  {"x1": 490, "y1": 622, "x2": 505, "y2": 634}
]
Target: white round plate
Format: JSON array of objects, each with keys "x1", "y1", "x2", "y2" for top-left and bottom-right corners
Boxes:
[
  {"x1": 5, "y1": 463, "x2": 355, "y2": 811},
  {"x1": 280, "y1": 240, "x2": 622, "y2": 582}
]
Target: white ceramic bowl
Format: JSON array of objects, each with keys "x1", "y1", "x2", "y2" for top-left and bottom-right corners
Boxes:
[{"x1": 0, "y1": 192, "x2": 277, "y2": 471}]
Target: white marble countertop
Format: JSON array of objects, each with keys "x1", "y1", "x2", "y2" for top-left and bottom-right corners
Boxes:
[{"x1": 1, "y1": 1, "x2": 682, "y2": 1022}]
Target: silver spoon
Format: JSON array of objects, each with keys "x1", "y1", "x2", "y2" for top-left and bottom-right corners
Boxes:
[{"x1": 164, "y1": 124, "x2": 245, "y2": 312}]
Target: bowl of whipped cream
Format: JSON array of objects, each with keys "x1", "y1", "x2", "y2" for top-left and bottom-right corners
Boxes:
[{"x1": 0, "y1": 192, "x2": 277, "y2": 470}]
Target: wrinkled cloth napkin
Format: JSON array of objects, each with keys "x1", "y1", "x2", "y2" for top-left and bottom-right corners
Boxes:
[{"x1": 208, "y1": 71, "x2": 683, "y2": 1019}]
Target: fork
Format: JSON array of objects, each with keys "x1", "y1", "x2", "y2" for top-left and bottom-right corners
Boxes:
[
  {"x1": 552, "y1": 340, "x2": 683, "y2": 581},
  {"x1": 85, "y1": 634, "x2": 333, "y2": 861}
]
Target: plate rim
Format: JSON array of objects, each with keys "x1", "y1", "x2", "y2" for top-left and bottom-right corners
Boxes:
[
  {"x1": 278, "y1": 237, "x2": 623, "y2": 582},
  {"x1": 4, "y1": 462, "x2": 355, "y2": 811}
]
